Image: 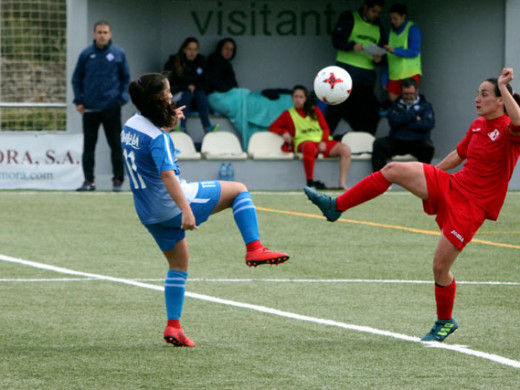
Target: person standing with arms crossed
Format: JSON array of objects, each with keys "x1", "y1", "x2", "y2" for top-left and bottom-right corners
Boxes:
[
  {"x1": 305, "y1": 68, "x2": 520, "y2": 342},
  {"x1": 72, "y1": 21, "x2": 130, "y2": 192}
]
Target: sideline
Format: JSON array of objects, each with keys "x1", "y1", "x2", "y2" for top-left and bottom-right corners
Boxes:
[{"x1": 1, "y1": 253, "x2": 519, "y2": 369}]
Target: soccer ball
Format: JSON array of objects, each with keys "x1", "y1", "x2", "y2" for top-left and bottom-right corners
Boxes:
[{"x1": 314, "y1": 66, "x2": 352, "y2": 105}]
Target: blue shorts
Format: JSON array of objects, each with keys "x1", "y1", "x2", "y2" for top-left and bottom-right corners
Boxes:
[{"x1": 145, "y1": 181, "x2": 221, "y2": 251}]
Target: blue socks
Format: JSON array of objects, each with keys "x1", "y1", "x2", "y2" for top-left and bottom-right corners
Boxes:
[
  {"x1": 164, "y1": 269, "x2": 188, "y2": 320},
  {"x1": 232, "y1": 191, "x2": 260, "y2": 245},
  {"x1": 164, "y1": 192, "x2": 258, "y2": 320}
]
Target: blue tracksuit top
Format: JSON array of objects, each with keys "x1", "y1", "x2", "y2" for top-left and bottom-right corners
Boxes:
[{"x1": 72, "y1": 40, "x2": 130, "y2": 110}]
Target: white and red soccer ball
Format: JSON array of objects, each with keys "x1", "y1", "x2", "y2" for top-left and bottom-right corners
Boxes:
[{"x1": 314, "y1": 66, "x2": 352, "y2": 105}]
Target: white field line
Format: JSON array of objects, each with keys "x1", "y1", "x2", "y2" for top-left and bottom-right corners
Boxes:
[
  {"x1": 1, "y1": 253, "x2": 519, "y2": 369},
  {"x1": 2, "y1": 277, "x2": 519, "y2": 286}
]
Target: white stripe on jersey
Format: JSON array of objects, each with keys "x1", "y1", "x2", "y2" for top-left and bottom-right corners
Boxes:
[
  {"x1": 124, "y1": 114, "x2": 163, "y2": 139},
  {"x1": 163, "y1": 133, "x2": 174, "y2": 165}
]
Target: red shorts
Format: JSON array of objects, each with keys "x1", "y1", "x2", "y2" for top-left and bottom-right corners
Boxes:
[
  {"x1": 298, "y1": 139, "x2": 338, "y2": 157},
  {"x1": 422, "y1": 164, "x2": 486, "y2": 251},
  {"x1": 388, "y1": 74, "x2": 421, "y2": 95}
]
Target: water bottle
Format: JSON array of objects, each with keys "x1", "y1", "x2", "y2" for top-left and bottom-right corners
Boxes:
[
  {"x1": 227, "y1": 163, "x2": 235, "y2": 181},
  {"x1": 218, "y1": 162, "x2": 227, "y2": 181},
  {"x1": 226, "y1": 163, "x2": 234, "y2": 181}
]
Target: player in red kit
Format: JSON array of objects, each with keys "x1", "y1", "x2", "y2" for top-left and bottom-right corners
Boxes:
[{"x1": 305, "y1": 67, "x2": 520, "y2": 342}]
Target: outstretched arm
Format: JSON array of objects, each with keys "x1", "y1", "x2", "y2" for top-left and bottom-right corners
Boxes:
[
  {"x1": 498, "y1": 67, "x2": 520, "y2": 126},
  {"x1": 436, "y1": 150, "x2": 463, "y2": 171}
]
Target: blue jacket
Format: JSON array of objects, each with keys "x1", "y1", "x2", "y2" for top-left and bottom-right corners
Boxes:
[
  {"x1": 387, "y1": 94, "x2": 435, "y2": 141},
  {"x1": 72, "y1": 41, "x2": 130, "y2": 110}
]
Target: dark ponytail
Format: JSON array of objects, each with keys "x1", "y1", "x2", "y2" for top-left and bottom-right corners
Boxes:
[
  {"x1": 129, "y1": 73, "x2": 177, "y2": 128},
  {"x1": 486, "y1": 77, "x2": 520, "y2": 112}
]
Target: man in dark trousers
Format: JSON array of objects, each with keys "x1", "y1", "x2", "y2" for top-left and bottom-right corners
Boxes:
[
  {"x1": 326, "y1": 0, "x2": 386, "y2": 138},
  {"x1": 72, "y1": 21, "x2": 130, "y2": 192},
  {"x1": 372, "y1": 77, "x2": 435, "y2": 171}
]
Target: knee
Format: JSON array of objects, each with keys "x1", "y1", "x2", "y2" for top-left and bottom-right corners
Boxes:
[
  {"x1": 432, "y1": 261, "x2": 451, "y2": 280},
  {"x1": 338, "y1": 143, "x2": 351, "y2": 158},
  {"x1": 301, "y1": 142, "x2": 317, "y2": 157},
  {"x1": 195, "y1": 89, "x2": 207, "y2": 99},
  {"x1": 221, "y1": 181, "x2": 248, "y2": 208},
  {"x1": 380, "y1": 161, "x2": 401, "y2": 179},
  {"x1": 372, "y1": 139, "x2": 383, "y2": 152},
  {"x1": 234, "y1": 182, "x2": 248, "y2": 193},
  {"x1": 221, "y1": 180, "x2": 248, "y2": 196}
]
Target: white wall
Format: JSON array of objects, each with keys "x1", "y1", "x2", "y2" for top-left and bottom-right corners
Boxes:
[{"x1": 66, "y1": 0, "x2": 520, "y2": 189}]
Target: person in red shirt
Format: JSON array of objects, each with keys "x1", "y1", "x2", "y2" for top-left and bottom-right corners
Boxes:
[
  {"x1": 269, "y1": 85, "x2": 352, "y2": 190},
  {"x1": 305, "y1": 68, "x2": 520, "y2": 342}
]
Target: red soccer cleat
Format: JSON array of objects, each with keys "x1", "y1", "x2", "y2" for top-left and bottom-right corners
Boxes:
[
  {"x1": 163, "y1": 326, "x2": 196, "y2": 347},
  {"x1": 245, "y1": 247, "x2": 290, "y2": 268}
]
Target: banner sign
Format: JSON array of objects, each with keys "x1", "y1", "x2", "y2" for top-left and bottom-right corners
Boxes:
[{"x1": 0, "y1": 133, "x2": 83, "y2": 190}]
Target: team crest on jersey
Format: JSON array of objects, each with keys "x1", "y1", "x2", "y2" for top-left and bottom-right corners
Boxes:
[{"x1": 488, "y1": 129, "x2": 500, "y2": 141}]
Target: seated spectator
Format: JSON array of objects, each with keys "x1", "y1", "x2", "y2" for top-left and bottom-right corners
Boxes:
[
  {"x1": 206, "y1": 38, "x2": 292, "y2": 149},
  {"x1": 269, "y1": 85, "x2": 351, "y2": 190},
  {"x1": 372, "y1": 78, "x2": 435, "y2": 172},
  {"x1": 382, "y1": 3, "x2": 423, "y2": 102},
  {"x1": 164, "y1": 37, "x2": 218, "y2": 133},
  {"x1": 207, "y1": 37, "x2": 238, "y2": 93}
]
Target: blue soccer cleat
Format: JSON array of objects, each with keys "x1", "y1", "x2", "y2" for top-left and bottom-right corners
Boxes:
[
  {"x1": 304, "y1": 186, "x2": 342, "y2": 222},
  {"x1": 421, "y1": 318, "x2": 458, "y2": 342}
]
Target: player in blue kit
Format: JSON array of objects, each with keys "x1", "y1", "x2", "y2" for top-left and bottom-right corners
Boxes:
[{"x1": 122, "y1": 73, "x2": 289, "y2": 347}]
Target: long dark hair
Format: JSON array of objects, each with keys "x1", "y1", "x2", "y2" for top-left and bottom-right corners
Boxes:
[
  {"x1": 292, "y1": 85, "x2": 317, "y2": 120},
  {"x1": 173, "y1": 37, "x2": 199, "y2": 76},
  {"x1": 129, "y1": 73, "x2": 177, "y2": 129},
  {"x1": 486, "y1": 77, "x2": 520, "y2": 114}
]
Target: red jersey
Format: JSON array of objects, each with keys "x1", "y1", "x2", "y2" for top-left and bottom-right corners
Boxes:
[
  {"x1": 452, "y1": 114, "x2": 520, "y2": 220},
  {"x1": 269, "y1": 106, "x2": 331, "y2": 142}
]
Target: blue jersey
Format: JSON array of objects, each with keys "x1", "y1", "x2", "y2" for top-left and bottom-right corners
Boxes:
[{"x1": 121, "y1": 114, "x2": 197, "y2": 225}]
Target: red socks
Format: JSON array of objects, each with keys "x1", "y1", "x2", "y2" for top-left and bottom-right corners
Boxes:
[
  {"x1": 167, "y1": 319, "x2": 181, "y2": 329},
  {"x1": 336, "y1": 171, "x2": 391, "y2": 211},
  {"x1": 301, "y1": 142, "x2": 318, "y2": 180},
  {"x1": 435, "y1": 280, "x2": 457, "y2": 320},
  {"x1": 246, "y1": 240, "x2": 263, "y2": 252}
]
